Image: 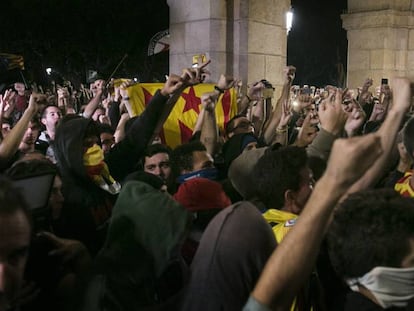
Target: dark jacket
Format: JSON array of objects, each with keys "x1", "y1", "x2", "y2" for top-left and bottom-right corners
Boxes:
[
  {"x1": 181, "y1": 201, "x2": 276, "y2": 311},
  {"x1": 54, "y1": 90, "x2": 169, "y2": 254},
  {"x1": 82, "y1": 181, "x2": 191, "y2": 311}
]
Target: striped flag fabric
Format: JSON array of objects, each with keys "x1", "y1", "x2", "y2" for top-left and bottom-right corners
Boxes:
[
  {"x1": 125, "y1": 83, "x2": 238, "y2": 148},
  {"x1": 0, "y1": 53, "x2": 25, "y2": 71}
]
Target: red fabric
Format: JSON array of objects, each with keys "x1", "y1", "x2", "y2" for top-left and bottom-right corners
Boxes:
[
  {"x1": 15, "y1": 95, "x2": 28, "y2": 112},
  {"x1": 173, "y1": 177, "x2": 231, "y2": 212}
]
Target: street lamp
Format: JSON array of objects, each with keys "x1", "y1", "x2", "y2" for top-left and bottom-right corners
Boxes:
[{"x1": 286, "y1": 9, "x2": 293, "y2": 34}]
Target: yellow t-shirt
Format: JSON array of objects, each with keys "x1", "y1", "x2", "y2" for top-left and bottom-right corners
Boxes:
[
  {"x1": 262, "y1": 208, "x2": 297, "y2": 243},
  {"x1": 263, "y1": 209, "x2": 316, "y2": 311}
]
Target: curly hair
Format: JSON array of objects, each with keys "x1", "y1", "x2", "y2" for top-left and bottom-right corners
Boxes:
[
  {"x1": 327, "y1": 189, "x2": 414, "y2": 279},
  {"x1": 170, "y1": 141, "x2": 207, "y2": 180},
  {"x1": 251, "y1": 145, "x2": 308, "y2": 209}
]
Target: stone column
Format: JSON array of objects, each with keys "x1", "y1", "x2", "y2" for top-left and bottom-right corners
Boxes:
[
  {"x1": 167, "y1": 0, "x2": 290, "y2": 95},
  {"x1": 342, "y1": 0, "x2": 414, "y2": 88}
]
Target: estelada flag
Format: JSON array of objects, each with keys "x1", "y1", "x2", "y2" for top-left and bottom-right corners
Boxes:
[
  {"x1": 126, "y1": 83, "x2": 238, "y2": 148},
  {"x1": 0, "y1": 53, "x2": 25, "y2": 71}
]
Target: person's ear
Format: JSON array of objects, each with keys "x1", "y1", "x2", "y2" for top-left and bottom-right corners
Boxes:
[
  {"x1": 284, "y1": 189, "x2": 301, "y2": 214},
  {"x1": 284, "y1": 189, "x2": 295, "y2": 209}
]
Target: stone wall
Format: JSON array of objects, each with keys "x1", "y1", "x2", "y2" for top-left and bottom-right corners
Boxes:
[
  {"x1": 167, "y1": 0, "x2": 290, "y2": 96},
  {"x1": 342, "y1": 3, "x2": 414, "y2": 88},
  {"x1": 348, "y1": 0, "x2": 413, "y2": 12}
]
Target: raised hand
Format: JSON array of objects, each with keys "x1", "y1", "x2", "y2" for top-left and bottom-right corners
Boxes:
[
  {"x1": 216, "y1": 74, "x2": 236, "y2": 91},
  {"x1": 247, "y1": 81, "x2": 265, "y2": 101},
  {"x1": 295, "y1": 113, "x2": 318, "y2": 147},
  {"x1": 362, "y1": 77, "x2": 373, "y2": 92},
  {"x1": 181, "y1": 59, "x2": 211, "y2": 86},
  {"x1": 57, "y1": 87, "x2": 69, "y2": 100},
  {"x1": 284, "y1": 65, "x2": 296, "y2": 83},
  {"x1": 390, "y1": 77, "x2": 411, "y2": 112},
  {"x1": 160, "y1": 74, "x2": 184, "y2": 96},
  {"x1": 201, "y1": 92, "x2": 218, "y2": 112},
  {"x1": 94, "y1": 79, "x2": 106, "y2": 95},
  {"x1": 345, "y1": 105, "x2": 366, "y2": 137},
  {"x1": 317, "y1": 88, "x2": 348, "y2": 135},
  {"x1": 27, "y1": 93, "x2": 47, "y2": 113},
  {"x1": 3, "y1": 88, "x2": 16, "y2": 104},
  {"x1": 277, "y1": 99, "x2": 293, "y2": 129},
  {"x1": 119, "y1": 80, "x2": 135, "y2": 99},
  {"x1": 325, "y1": 134, "x2": 382, "y2": 189}
]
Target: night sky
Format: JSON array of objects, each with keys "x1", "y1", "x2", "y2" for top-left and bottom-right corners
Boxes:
[
  {"x1": 289, "y1": 0, "x2": 348, "y2": 87},
  {"x1": 0, "y1": 0, "x2": 347, "y2": 88}
]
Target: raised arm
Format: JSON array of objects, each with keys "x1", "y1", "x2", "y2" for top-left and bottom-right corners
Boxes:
[
  {"x1": 0, "y1": 93, "x2": 43, "y2": 162},
  {"x1": 248, "y1": 133, "x2": 382, "y2": 310},
  {"x1": 199, "y1": 92, "x2": 219, "y2": 155},
  {"x1": 113, "y1": 112, "x2": 130, "y2": 144},
  {"x1": 238, "y1": 81, "x2": 264, "y2": 116},
  {"x1": 105, "y1": 61, "x2": 211, "y2": 180},
  {"x1": 262, "y1": 66, "x2": 296, "y2": 145},
  {"x1": 149, "y1": 60, "x2": 212, "y2": 143},
  {"x1": 82, "y1": 79, "x2": 104, "y2": 119},
  {"x1": 2, "y1": 89, "x2": 17, "y2": 119},
  {"x1": 357, "y1": 77, "x2": 373, "y2": 107},
  {"x1": 198, "y1": 74, "x2": 236, "y2": 154},
  {"x1": 347, "y1": 77, "x2": 411, "y2": 193},
  {"x1": 306, "y1": 89, "x2": 348, "y2": 160},
  {"x1": 271, "y1": 98, "x2": 293, "y2": 146}
]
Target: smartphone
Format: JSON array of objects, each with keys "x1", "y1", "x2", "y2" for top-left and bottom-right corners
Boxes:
[{"x1": 381, "y1": 78, "x2": 388, "y2": 85}]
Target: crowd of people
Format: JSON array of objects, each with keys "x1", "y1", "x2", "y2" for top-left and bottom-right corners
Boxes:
[{"x1": 1, "y1": 60, "x2": 414, "y2": 311}]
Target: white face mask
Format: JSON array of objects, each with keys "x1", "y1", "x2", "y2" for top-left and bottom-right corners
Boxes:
[{"x1": 346, "y1": 266, "x2": 414, "y2": 309}]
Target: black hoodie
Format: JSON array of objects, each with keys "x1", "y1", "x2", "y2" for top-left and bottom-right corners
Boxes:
[{"x1": 54, "y1": 90, "x2": 169, "y2": 254}]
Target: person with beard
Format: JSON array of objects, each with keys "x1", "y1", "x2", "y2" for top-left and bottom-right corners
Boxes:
[{"x1": 140, "y1": 143, "x2": 172, "y2": 185}]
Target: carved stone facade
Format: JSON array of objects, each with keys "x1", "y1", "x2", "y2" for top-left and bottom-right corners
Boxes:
[
  {"x1": 342, "y1": 0, "x2": 414, "y2": 88},
  {"x1": 167, "y1": 0, "x2": 414, "y2": 91},
  {"x1": 167, "y1": 0, "x2": 290, "y2": 94}
]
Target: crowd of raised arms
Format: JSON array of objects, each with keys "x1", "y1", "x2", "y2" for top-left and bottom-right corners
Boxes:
[{"x1": 1, "y1": 60, "x2": 414, "y2": 311}]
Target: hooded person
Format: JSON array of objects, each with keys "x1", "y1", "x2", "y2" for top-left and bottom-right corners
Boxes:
[
  {"x1": 181, "y1": 201, "x2": 276, "y2": 311},
  {"x1": 54, "y1": 85, "x2": 171, "y2": 254},
  {"x1": 123, "y1": 170, "x2": 167, "y2": 192},
  {"x1": 82, "y1": 180, "x2": 191, "y2": 311}
]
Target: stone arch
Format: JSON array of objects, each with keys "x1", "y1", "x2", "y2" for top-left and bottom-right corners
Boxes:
[
  {"x1": 342, "y1": 0, "x2": 414, "y2": 88},
  {"x1": 167, "y1": 0, "x2": 290, "y2": 93}
]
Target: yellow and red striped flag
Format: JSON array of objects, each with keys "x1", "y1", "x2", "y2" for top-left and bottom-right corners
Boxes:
[
  {"x1": 126, "y1": 83, "x2": 238, "y2": 148},
  {"x1": 0, "y1": 53, "x2": 25, "y2": 70}
]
